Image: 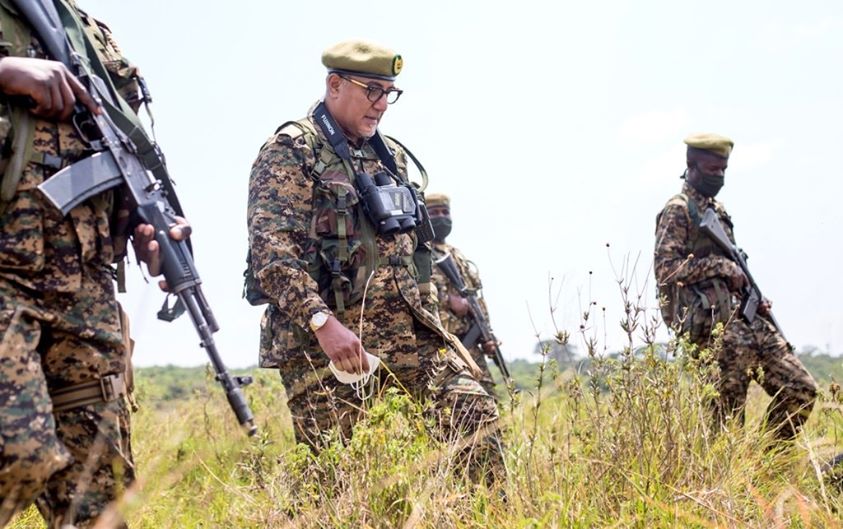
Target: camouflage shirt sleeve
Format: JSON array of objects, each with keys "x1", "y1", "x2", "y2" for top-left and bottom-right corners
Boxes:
[
  {"x1": 247, "y1": 132, "x2": 330, "y2": 330},
  {"x1": 654, "y1": 202, "x2": 735, "y2": 287}
]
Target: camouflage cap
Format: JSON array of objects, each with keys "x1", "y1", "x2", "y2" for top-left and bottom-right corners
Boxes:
[
  {"x1": 322, "y1": 39, "x2": 403, "y2": 81},
  {"x1": 684, "y1": 132, "x2": 734, "y2": 159},
  {"x1": 425, "y1": 193, "x2": 450, "y2": 208}
]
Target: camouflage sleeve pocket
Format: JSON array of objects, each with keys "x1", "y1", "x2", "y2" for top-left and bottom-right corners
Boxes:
[{"x1": 0, "y1": 190, "x2": 44, "y2": 273}]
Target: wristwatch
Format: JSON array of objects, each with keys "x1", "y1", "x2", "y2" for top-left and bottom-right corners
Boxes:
[{"x1": 309, "y1": 310, "x2": 331, "y2": 333}]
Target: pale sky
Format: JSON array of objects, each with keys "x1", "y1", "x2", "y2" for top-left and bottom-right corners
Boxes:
[{"x1": 77, "y1": 0, "x2": 843, "y2": 367}]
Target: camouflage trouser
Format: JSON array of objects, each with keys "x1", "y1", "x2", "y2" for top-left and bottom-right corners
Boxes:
[
  {"x1": 710, "y1": 316, "x2": 817, "y2": 440},
  {"x1": 280, "y1": 321, "x2": 503, "y2": 481},
  {"x1": 0, "y1": 269, "x2": 134, "y2": 529}
]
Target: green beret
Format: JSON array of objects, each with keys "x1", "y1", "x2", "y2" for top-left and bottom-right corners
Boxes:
[
  {"x1": 684, "y1": 132, "x2": 734, "y2": 158},
  {"x1": 425, "y1": 193, "x2": 450, "y2": 208},
  {"x1": 322, "y1": 39, "x2": 403, "y2": 81}
]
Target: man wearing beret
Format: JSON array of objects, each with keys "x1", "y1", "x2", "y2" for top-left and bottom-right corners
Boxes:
[
  {"x1": 654, "y1": 133, "x2": 816, "y2": 441},
  {"x1": 246, "y1": 39, "x2": 502, "y2": 480},
  {"x1": 427, "y1": 193, "x2": 500, "y2": 399}
]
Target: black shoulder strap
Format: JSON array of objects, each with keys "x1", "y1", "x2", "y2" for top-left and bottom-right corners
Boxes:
[
  {"x1": 385, "y1": 134, "x2": 427, "y2": 190},
  {"x1": 312, "y1": 102, "x2": 352, "y2": 162},
  {"x1": 369, "y1": 131, "x2": 398, "y2": 175}
]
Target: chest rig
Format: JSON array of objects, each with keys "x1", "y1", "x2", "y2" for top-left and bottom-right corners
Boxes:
[
  {"x1": 245, "y1": 103, "x2": 433, "y2": 315},
  {"x1": 658, "y1": 192, "x2": 735, "y2": 334}
]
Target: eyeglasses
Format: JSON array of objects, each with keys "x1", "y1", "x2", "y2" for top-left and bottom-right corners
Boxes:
[{"x1": 340, "y1": 75, "x2": 403, "y2": 104}]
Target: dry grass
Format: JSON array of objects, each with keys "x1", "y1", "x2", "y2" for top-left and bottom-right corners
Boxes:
[{"x1": 10, "y1": 261, "x2": 843, "y2": 528}]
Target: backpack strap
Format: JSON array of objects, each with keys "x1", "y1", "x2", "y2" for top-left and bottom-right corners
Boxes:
[{"x1": 274, "y1": 120, "x2": 323, "y2": 177}]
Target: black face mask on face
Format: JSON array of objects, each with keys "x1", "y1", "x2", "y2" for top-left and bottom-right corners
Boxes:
[
  {"x1": 688, "y1": 168, "x2": 725, "y2": 198},
  {"x1": 431, "y1": 217, "x2": 452, "y2": 242}
]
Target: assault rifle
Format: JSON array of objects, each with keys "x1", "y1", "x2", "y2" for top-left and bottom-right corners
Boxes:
[
  {"x1": 699, "y1": 207, "x2": 785, "y2": 337},
  {"x1": 434, "y1": 252, "x2": 512, "y2": 384},
  {"x1": 14, "y1": 0, "x2": 256, "y2": 435}
]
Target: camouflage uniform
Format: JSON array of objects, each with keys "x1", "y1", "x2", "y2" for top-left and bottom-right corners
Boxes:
[
  {"x1": 247, "y1": 110, "x2": 502, "y2": 477},
  {"x1": 654, "y1": 182, "x2": 817, "y2": 439},
  {"x1": 430, "y1": 241, "x2": 497, "y2": 397},
  {"x1": 0, "y1": 3, "x2": 138, "y2": 527}
]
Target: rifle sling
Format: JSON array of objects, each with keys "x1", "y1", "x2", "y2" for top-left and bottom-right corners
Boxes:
[{"x1": 51, "y1": 0, "x2": 185, "y2": 220}]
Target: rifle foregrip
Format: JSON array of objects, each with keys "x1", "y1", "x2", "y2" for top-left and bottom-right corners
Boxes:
[
  {"x1": 156, "y1": 236, "x2": 197, "y2": 289},
  {"x1": 137, "y1": 203, "x2": 200, "y2": 292}
]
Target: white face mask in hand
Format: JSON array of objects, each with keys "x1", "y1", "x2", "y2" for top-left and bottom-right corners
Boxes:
[{"x1": 328, "y1": 351, "x2": 381, "y2": 400}]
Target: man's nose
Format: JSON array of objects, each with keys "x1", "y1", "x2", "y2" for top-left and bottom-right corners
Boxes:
[{"x1": 372, "y1": 93, "x2": 389, "y2": 111}]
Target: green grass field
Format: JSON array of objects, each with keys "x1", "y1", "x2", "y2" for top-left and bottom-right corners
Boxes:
[{"x1": 9, "y1": 339, "x2": 843, "y2": 528}]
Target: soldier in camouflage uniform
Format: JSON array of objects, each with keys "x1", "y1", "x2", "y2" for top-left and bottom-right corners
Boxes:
[
  {"x1": 247, "y1": 40, "x2": 502, "y2": 480},
  {"x1": 0, "y1": 1, "x2": 188, "y2": 526},
  {"x1": 654, "y1": 133, "x2": 816, "y2": 440},
  {"x1": 427, "y1": 193, "x2": 499, "y2": 398}
]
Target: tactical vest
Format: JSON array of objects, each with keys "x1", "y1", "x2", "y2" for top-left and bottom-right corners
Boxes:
[
  {"x1": 657, "y1": 192, "x2": 735, "y2": 340},
  {"x1": 244, "y1": 116, "x2": 430, "y2": 315}
]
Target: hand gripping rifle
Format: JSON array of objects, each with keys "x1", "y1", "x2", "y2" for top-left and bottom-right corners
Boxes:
[
  {"x1": 699, "y1": 207, "x2": 785, "y2": 338},
  {"x1": 434, "y1": 252, "x2": 512, "y2": 383},
  {"x1": 14, "y1": 0, "x2": 256, "y2": 435}
]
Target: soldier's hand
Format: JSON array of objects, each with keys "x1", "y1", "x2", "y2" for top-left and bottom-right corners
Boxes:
[
  {"x1": 448, "y1": 293, "x2": 470, "y2": 317},
  {"x1": 132, "y1": 216, "x2": 192, "y2": 290},
  {"x1": 315, "y1": 316, "x2": 370, "y2": 374},
  {"x1": 0, "y1": 57, "x2": 101, "y2": 121},
  {"x1": 481, "y1": 340, "x2": 498, "y2": 355},
  {"x1": 759, "y1": 298, "x2": 773, "y2": 316},
  {"x1": 726, "y1": 262, "x2": 748, "y2": 292}
]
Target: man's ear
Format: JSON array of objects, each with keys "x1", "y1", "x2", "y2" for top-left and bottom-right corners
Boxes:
[
  {"x1": 685, "y1": 161, "x2": 697, "y2": 176},
  {"x1": 326, "y1": 73, "x2": 343, "y2": 98}
]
